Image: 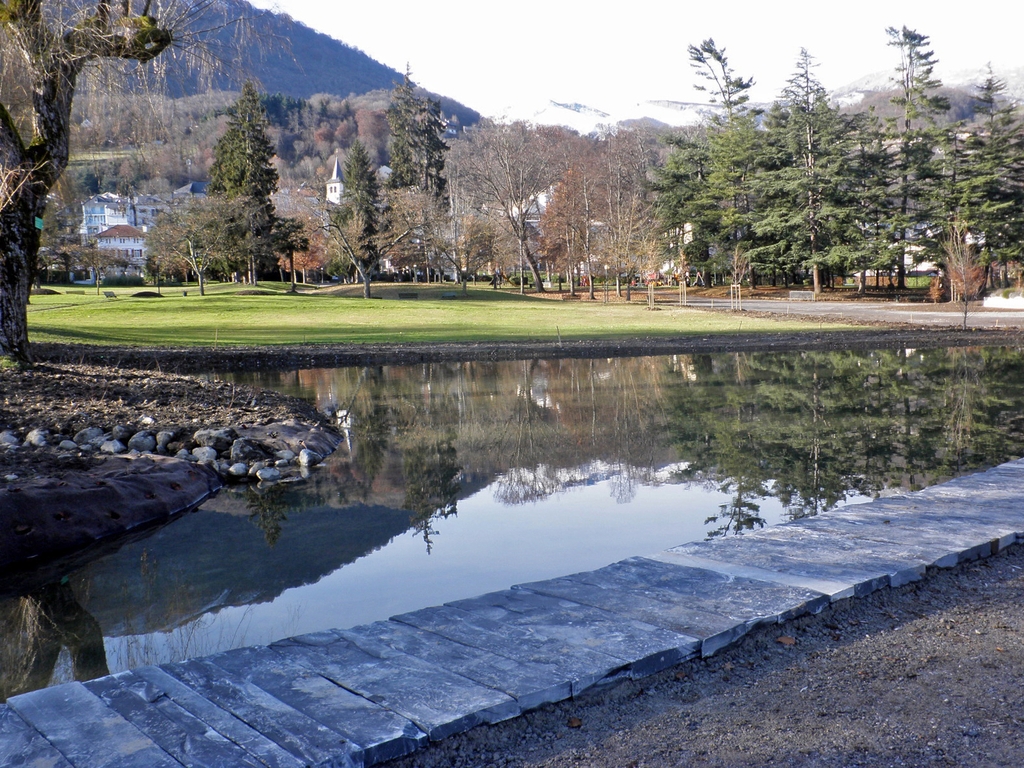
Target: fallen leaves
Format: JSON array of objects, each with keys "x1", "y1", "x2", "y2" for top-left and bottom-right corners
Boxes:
[
  {"x1": 777, "y1": 635, "x2": 797, "y2": 646},
  {"x1": 567, "y1": 717, "x2": 583, "y2": 729}
]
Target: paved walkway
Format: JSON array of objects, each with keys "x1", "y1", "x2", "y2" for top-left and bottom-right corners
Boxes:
[
  {"x1": 4, "y1": 461, "x2": 1024, "y2": 767},
  {"x1": 676, "y1": 296, "x2": 1024, "y2": 329}
]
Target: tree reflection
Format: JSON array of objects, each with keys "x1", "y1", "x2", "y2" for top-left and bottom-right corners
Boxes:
[
  {"x1": 246, "y1": 484, "x2": 289, "y2": 546},
  {"x1": 402, "y1": 437, "x2": 462, "y2": 553},
  {"x1": 0, "y1": 582, "x2": 109, "y2": 701}
]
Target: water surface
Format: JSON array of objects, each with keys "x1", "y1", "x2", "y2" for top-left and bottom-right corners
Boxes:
[{"x1": 3, "y1": 346, "x2": 1023, "y2": 699}]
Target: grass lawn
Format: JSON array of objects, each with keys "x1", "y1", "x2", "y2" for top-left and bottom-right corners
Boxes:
[{"x1": 27, "y1": 282, "x2": 851, "y2": 347}]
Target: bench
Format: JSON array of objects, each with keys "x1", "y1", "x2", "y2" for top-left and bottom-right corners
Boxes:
[
  {"x1": 397, "y1": 292, "x2": 419, "y2": 299},
  {"x1": 788, "y1": 291, "x2": 815, "y2": 301},
  {"x1": 441, "y1": 292, "x2": 459, "y2": 299},
  {"x1": 103, "y1": 291, "x2": 117, "y2": 299}
]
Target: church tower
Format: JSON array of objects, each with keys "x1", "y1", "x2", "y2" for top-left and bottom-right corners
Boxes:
[{"x1": 326, "y1": 157, "x2": 344, "y2": 204}]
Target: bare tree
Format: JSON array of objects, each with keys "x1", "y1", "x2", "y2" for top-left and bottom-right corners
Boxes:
[
  {"x1": 0, "y1": 0, "x2": 221, "y2": 363},
  {"x1": 148, "y1": 197, "x2": 242, "y2": 295},
  {"x1": 450, "y1": 120, "x2": 556, "y2": 293},
  {"x1": 944, "y1": 220, "x2": 985, "y2": 330}
]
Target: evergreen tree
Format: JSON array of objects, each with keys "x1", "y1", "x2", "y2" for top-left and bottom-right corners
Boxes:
[
  {"x1": 386, "y1": 70, "x2": 449, "y2": 199},
  {"x1": 750, "y1": 50, "x2": 851, "y2": 292},
  {"x1": 209, "y1": 81, "x2": 280, "y2": 284},
  {"x1": 685, "y1": 39, "x2": 760, "y2": 281},
  {"x1": 845, "y1": 109, "x2": 894, "y2": 293},
  {"x1": 953, "y1": 70, "x2": 1024, "y2": 284},
  {"x1": 884, "y1": 27, "x2": 949, "y2": 289}
]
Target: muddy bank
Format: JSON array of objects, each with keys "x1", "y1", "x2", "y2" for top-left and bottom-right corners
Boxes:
[{"x1": 30, "y1": 327, "x2": 1024, "y2": 374}]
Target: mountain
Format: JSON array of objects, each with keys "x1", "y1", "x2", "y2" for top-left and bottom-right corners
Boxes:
[
  {"x1": 164, "y1": 0, "x2": 480, "y2": 127},
  {"x1": 495, "y1": 98, "x2": 718, "y2": 135}
]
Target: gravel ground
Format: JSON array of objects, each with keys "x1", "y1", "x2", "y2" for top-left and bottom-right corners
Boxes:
[{"x1": 389, "y1": 545, "x2": 1024, "y2": 768}]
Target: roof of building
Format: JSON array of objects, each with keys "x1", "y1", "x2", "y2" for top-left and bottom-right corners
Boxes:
[
  {"x1": 329, "y1": 157, "x2": 343, "y2": 183},
  {"x1": 173, "y1": 181, "x2": 209, "y2": 196},
  {"x1": 95, "y1": 224, "x2": 146, "y2": 239}
]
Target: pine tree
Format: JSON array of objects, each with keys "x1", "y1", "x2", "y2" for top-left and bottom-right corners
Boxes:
[
  {"x1": 884, "y1": 27, "x2": 949, "y2": 289},
  {"x1": 750, "y1": 50, "x2": 851, "y2": 292},
  {"x1": 953, "y1": 70, "x2": 1024, "y2": 284},
  {"x1": 208, "y1": 81, "x2": 280, "y2": 284},
  {"x1": 386, "y1": 70, "x2": 449, "y2": 199}
]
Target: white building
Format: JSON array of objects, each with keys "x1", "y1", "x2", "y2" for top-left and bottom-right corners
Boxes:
[
  {"x1": 80, "y1": 193, "x2": 164, "y2": 242},
  {"x1": 95, "y1": 224, "x2": 148, "y2": 275}
]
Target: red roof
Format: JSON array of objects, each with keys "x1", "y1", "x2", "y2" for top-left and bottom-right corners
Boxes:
[{"x1": 96, "y1": 224, "x2": 145, "y2": 239}]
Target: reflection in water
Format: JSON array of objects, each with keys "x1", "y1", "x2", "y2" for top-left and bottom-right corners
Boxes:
[
  {"x1": 0, "y1": 582, "x2": 109, "y2": 700},
  {"x1": 4, "y1": 346, "x2": 1024, "y2": 700}
]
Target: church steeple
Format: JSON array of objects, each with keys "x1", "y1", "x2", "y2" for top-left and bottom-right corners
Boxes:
[{"x1": 326, "y1": 157, "x2": 344, "y2": 204}]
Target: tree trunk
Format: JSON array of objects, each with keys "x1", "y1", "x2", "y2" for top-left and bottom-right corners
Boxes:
[
  {"x1": 0, "y1": 205, "x2": 36, "y2": 363},
  {"x1": 362, "y1": 269, "x2": 372, "y2": 299},
  {"x1": 289, "y1": 252, "x2": 296, "y2": 292}
]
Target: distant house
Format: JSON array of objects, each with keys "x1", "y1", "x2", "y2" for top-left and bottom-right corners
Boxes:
[
  {"x1": 80, "y1": 193, "x2": 163, "y2": 242},
  {"x1": 95, "y1": 224, "x2": 148, "y2": 275},
  {"x1": 172, "y1": 181, "x2": 209, "y2": 200}
]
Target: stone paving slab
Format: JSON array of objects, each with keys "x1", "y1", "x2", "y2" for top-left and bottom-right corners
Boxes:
[
  {"x1": 7, "y1": 681, "x2": 180, "y2": 768},
  {"x1": 515, "y1": 557, "x2": 829, "y2": 656},
  {"x1": 442, "y1": 589, "x2": 698, "y2": 676},
  {"x1": 667, "y1": 525, "x2": 934, "y2": 597},
  {"x1": 0, "y1": 705, "x2": 73, "y2": 768},
  {"x1": 207, "y1": 644, "x2": 427, "y2": 766},
  {"x1": 336, "y1": 622, "x2": 573, "y2": 711},
  {"x1": 271, "y1": 631, "x2": 520, "y2": 741},
  {"x1": 159, "y1": 657, "x2": 357, "y2": 767},
  {"x1": 132, "y1": 664, "x2": 307, "y2": 768},
  {"x1": 85, "y1": 671, "x2": 270, "y2": 768},
  {"x1": 393, "y1": 602, "x2": 635, "y2": 696}
]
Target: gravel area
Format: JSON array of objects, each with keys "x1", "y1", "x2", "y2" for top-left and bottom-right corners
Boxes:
[{"x1": 389, "y1": 545, "x2": 1024, "y2": 768}]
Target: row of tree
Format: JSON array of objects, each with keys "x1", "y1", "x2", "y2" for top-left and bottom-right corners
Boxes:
[{"x1": 656, "y1": 30, "x2": 1024, "y2": 294}]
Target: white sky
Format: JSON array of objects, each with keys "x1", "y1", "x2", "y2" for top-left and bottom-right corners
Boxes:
[{"x1": 248, "y1": 0, "x2": 1022, "y2": 117}]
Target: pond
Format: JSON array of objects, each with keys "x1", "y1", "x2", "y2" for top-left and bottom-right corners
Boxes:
[{"x1": 3, "y1": 345, "x2": 1024, "y2": 700}]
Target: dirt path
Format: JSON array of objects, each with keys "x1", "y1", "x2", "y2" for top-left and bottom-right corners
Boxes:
[{"x1": 389, "y1": 544, "x2": 1024, "y2": 768}]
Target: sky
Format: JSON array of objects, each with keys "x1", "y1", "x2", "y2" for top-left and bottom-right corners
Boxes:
[{"x1": 247, "y1": 0, "x2": 1022, "y2": 117}]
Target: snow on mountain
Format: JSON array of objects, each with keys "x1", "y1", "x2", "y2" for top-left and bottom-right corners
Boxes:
[
  {"x1": 488, "y1": 98, "x2": 717, "y2": 134},
  {"x1": 831, "y1": 66, "x2": 1024, "y2": 107}
]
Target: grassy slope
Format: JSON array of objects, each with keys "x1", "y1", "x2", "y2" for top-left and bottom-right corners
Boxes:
[{"x1": 27, "y1": 282, "x2": 850, "y2": 347}]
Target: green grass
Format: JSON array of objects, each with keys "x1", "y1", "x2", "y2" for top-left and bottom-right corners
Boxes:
[{"x1": 27, "y1": 282, "x2": 852, "y2": 347}]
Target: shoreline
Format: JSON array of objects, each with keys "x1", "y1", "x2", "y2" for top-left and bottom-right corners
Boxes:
[{"x1": 30, "y1": 327, "x2": 1024, "y2": 373}]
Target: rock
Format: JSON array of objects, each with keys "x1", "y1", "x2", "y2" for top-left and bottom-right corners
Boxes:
[
  {"x1": 175, "y1": 449, "x2": 194, "y2": 461},
  {"x1": 25, "y1": 428, "x2": 50, "y2": 448},
  {"x1": 227, "y1": 463, "x2": 249, "y2": 478},
  {"x1": 127, "y1": 431, "x2": 157, "y2": 452},
  {"x1": 58, "y1": 440, "x2": 79, "y2": 451},
  {"x1": 275, "y1": 459, "x2": 291, "y2": 468},
  {"x1": 1, "y1": 430, "x2": 21, "y2": 446},
  {"x1": 72, "y1": 427, "x2": 105, "y2": 446},
  {"x1": 139, "y1": 415, "x2": 156, "y2": 427},
  {"x1": 100, "y1": 440, "x2": 126, "y2": 454},
  {"x1": 248, "y1": 460, "x2": 269, "y2": 477},
  {"x1": 191, "y1": 446, "x2": 219, "y2": 462},
  {"x1": 4, "y1": 474, "x2": 18, "y2": 482},
  {"x1": 155, "y1": 430, "x2": 176, "y2": 450},
  {"x1": 193, "y1": 427, "x2": 238, "y2": 452},
  {"x1": 230, "y1": 438, "x2": 270, "y2": 464},
  {"x1": 298, "y1": 448, "x2": 323, "y2": 467},
  {"x1": 275, "y1": 449, "x2": 297, "y2": 462},
  {"x1": 111, "y1": 424, "x2": 134, "y2": 442},
  {"x1": 255, "y1": 466, "x2": 282, "y2": 482}
]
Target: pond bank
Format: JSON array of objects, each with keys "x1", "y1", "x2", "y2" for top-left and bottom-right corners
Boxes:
[{"x1": 30, "y1": 327, "x2": 1024, "y2": 373}]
